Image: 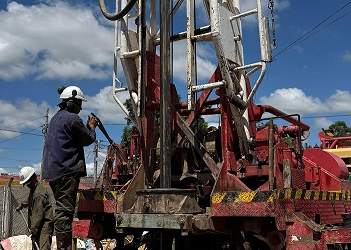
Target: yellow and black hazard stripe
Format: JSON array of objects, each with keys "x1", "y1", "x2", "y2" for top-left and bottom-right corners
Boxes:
[
  {"x1": 0, "y1": 180, "x2": 50, "y2": 186},
  {"x1": 0, "y1": 180, "x2": 21, "y2": 186},
  {"x1": 212, "y1": 188, "x2": 351, "y2": 204},
  {"x1": 78, "y1": 190, "x2": 118, "y2": 201}
]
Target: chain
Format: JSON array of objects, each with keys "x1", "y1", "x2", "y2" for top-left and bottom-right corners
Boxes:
[{"x1": 268, "y1": 0, "x2": 277, "y2": 49}]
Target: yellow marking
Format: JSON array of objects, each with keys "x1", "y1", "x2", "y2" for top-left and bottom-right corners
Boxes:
[
  {"x1": 305, "y1": 190, "x2": 311, "y2": 199},
  {"x1": 284, "y1": 189, "x2": 292, "y2": 199},
  {"x1": 117, "y1": 194, "x2": 123, "y2": 202},
  {"x1": 111, "y1": 192, "x2": 117, "y2": 199},
  {"x1": 313, "y1": 191, "x2": 319, "y2": 200},
  {"x1": 268, "y1": 190, "x2": 279, "y2": 202},
  {"x1": 212, "y1": 189, "x2": 351, "y2": 203},
  {"x1": 295, "y1": 189, "x2": 302, "y2": 199},
  {"x1": 235, "y1": 191, "x2": 256, "y2": 203},
  {"x1": 212, "y1": 192, "x2": 226, "y2": 204},
  {"x1": 0, "y1": 180, "x2": 21, "y2": 185}
]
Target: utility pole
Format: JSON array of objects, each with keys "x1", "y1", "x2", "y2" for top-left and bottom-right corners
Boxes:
[
  {"x1": 93, "y1": 140, "x2": 101, "y2": 184},
  {"x1": 40, "y1": 108, "x2": 49, "y2": 181}
]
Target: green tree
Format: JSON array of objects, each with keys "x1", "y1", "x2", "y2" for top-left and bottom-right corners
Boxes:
[
  {"x1": 328, "y1": 121, "x2": 351, "y2": 137},
  {"x1": 120, "y1": 98, "x2": 138, "y2": 148},
  {"x1": 120, "y1": 97, "x2": 209, "y2": 148}
]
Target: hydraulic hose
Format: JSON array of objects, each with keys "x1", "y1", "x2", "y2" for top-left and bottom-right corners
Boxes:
[{"x1": 98, "y1": 0, "x2": 137, "y2": 21}]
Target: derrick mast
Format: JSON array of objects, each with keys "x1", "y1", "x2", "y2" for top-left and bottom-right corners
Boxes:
[
  {"x1": 105, "y1": 0, "x2": 272, "y2": 187},
  {"x1": 73, "y1": 1, "x2": 351, "y2": 249}
]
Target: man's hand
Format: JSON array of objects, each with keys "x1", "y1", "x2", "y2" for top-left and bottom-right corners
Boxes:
[
  {"x1": 86, "y1": 115, "x2": 98, "y2": 129},
  {"x1": 15, "y1": 205, "x2": 22, "y2": 211},
  {"x1": 30, "y1": 234, "x2": 38, "y2": 242}
]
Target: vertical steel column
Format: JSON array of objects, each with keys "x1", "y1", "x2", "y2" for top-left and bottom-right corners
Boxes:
[
  {"x1": 186, "y1": 0, "x2": 195, "y2": 110},
  {"x1": 160, "y1": 0, "x2": 171, "y2": 189},
  {"x1": 268, "y1": 119, "x2": 274, "y2": 190},
  {"x1": 137, "y1": 0, "x2": 146, "y2": 117}
]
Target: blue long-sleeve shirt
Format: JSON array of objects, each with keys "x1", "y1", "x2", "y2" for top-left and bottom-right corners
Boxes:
[{"x1": 42, "y1": 109, "x2": 96, "y2": 182}]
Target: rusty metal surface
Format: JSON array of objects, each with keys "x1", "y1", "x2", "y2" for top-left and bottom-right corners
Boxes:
[
  {"x1": 128, "y1": 189, "x2": 203, "y2": 214},
  {"x1": 77, "y1": 189, "x2": 117, "y2": 213},
  {"x1": 115, "y1": 213, "x2": 211, "y2": 233},
  {"x1": 212, "y1": 189, "x2": 351, "y2": 226},
  {"x1": 291, "y1": 168, "x2": 306, "y2": 189},
  {"x1": 296, "y1": 199, "x2": 351, "y2": 225},
  {"x1": 73, "y1": 219, "x2": 104, "y2": 239},
  {"x1": 285, "y1": 212, "x2": 351, "y2": 249},
  {"x1": 303, "y1": 148, "x2": 350, "y2": 191}
]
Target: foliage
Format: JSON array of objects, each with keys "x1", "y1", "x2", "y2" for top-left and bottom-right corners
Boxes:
[
  {"x1": 190, "y1": 117, "x2": 208, "y2": 137},
  {"x1": 282, "y1": 137, "x2": 293, "y2": 147},
  {"x1": 328, "y1": 121, "x2": 351, "y2": 137},
  {"x1": 303, "y1": 142, "x2": 312, "y2": 149},
  {"x1": 120, "y1": 98, "x2": 137, "y2": 149},
  {"x1": 120, "y1": 97, "x2": 209, "y2": 148}
]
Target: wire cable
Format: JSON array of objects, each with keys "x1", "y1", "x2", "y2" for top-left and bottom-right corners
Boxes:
[
  {"x1": 0, "y1": 147, "x2": 41, "y2": 151},
  {"x1": 2, "y1": 116, "x2": 45, "y2": 129},
  {"x1": 273, "y1": 1, "x2": 351, "y2": 58},
  {"x1": 302, "y1": 113, "x2": 351, "y2": 119},
  {"x1": 0, "y1": 127, "x2": 43, "y2": 144}
]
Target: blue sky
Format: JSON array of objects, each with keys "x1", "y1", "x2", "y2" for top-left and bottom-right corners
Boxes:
[{"x1": 0, "y1": 0, "x2": 350, "y2": 175}]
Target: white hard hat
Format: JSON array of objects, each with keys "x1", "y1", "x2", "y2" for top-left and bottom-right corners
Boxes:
[
  {"x1": 19, "y1": 167, "x2": 36, "y2": 184},
  {"x1": 59, "y1": 86, "x2": 87, "y2": 102}
]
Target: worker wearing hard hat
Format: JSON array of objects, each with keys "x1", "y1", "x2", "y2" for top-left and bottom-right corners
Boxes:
[
  {"x1": 42, "y1": 86, "x2": 97, "y2": 250},
  {"x1": 16, "y1": 167, "x2": 54, "y2": 250}
]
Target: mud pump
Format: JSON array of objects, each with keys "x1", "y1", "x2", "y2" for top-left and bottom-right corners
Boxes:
[{"x1": 73, "y1": 0, "x2": 351, "y2": 249}]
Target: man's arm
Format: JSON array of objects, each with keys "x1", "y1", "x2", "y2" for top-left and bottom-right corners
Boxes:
[
  {"x1": 15, "y1": 198, "x2": 29, "y2": 211},
  {"x1": 72, "y1": 119, "x2": 97, "y2": 146},
  {"x1": 29, "y1": 195, "x2": 46, "y2": 239}
]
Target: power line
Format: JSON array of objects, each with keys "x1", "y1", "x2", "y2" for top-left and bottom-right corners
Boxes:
[
  {"x1": 303, "y1": 113, "x2": 351, "y2": 119},
  {"x1": 0, "y1": 156, "x2": 33, "y2": 163},
  {"x1": 0, "y1": 147, "x2": 41, "y2": 151},
  {"x1": 0, "y1": 128, "x2": 43, "y2": 137},
  {"x1": 273, "y1": 1, "x2": 351, "y2": 58},
  {"x1": 0, "y1": 127, "x2": 43, "y2": 144},
  {"x1": 103, "y1": 123, "x2": 128, "y2": 126},
  {"x1": 3, "y1": 116, "x2": 45, "y2": 129}
]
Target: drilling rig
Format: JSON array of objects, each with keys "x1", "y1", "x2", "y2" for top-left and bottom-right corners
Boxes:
[{"x1": 73, "y1": 0, "x2": 351, "y2": 249}]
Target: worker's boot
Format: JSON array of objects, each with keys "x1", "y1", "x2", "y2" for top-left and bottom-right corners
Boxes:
[{"x1": 56, "y1": 232, "x2": 72, "y2": 250}]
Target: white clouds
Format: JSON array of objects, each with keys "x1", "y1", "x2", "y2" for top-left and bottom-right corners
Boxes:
[
  {"x1": 172, "y1": 40, "x2": 216, "y2": 84},
  {"x1": 0, "y1": 98, "x2": 52, "y2": 139},
  {"x1": 272, "y1": 0, "x2": 291, "y2": 11},
  {"x1": 313, "y1": 118, "x2": 333, "y2": 131},
  {"x1": 17, "y1": 162, "x2": 41, "y2": 176},
  {"x1": 326, "y1": 90, "x2": 351, "y2": 112},
  {"x1": 0, "y1": 167, "x2": 8, "y2": 174},
  {"x1": 259, "y1": 88, "x2": 351, "y2": 115},
  {"x1": 342, "y1": 51, "x2": 351, "y2": 62},
  {"x1": 85, "y1": 150, "x2": 106, "y2": 176},
  {"x1": 0, "y1": 86, "x2": 128, "y2": 140},
  {"x1": 259, "y1": 88, "x2": 326, "y2": 114},
  {"x1": 240, "y1": 0, "x2": 290, "y2": 25},
  {"x1": 83, "y1": 86, "x2": 129, "y2": 124},
  {"x1": 0, "y1": 1, "x2": 114, "y2": 81}
]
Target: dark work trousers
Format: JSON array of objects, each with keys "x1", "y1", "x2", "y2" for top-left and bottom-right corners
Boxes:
[
  {"x1": 49, "y1": 175, "x2": 80, "y2": 233},
  {"x1": 32, "y1": 221, "x2": 53, "y2": 250}
]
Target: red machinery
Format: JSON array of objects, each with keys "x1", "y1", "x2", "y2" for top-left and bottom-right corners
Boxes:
[{"x1": 73, "y1": 0, "x2": 351, "y2": 249}]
